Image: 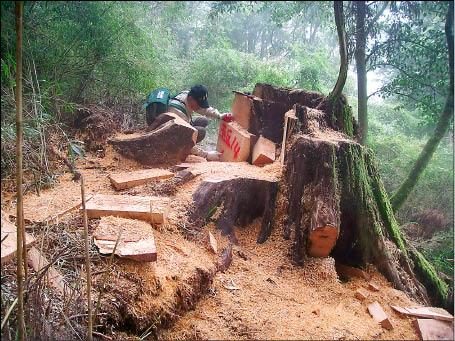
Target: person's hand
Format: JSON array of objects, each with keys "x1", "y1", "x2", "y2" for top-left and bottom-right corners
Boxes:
[{"x1": 221, "y1": 113, "x2": 234, "y2": 122}]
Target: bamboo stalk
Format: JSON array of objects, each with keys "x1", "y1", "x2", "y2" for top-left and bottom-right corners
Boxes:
[
  {"x1": 80, "y1": 175, "x2": 93, "y2": 341},
  {"x1": 15, "y1": 2, "x2": 25, "y2": 340}
]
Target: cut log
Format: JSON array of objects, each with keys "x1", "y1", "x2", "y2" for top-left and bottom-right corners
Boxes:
[
  {"x1": 368, "y1": 281, "x2": 380, "y2": 292},
  {"x1": 109, "y1": 114, "x2": 197, "y2": 165},
  {"x1": 252, "y1": 136, "x2": 276, "y2": 166},
  {"x1": 1, "y1": 212, "x2": 35, "y2": 265},
  {"x1": 84, "y1": 194, "x2": 170, "y2": 224},
  {"x1": 93, "y1": 217, "x2": 157, "y2": 262},
  {"x1": 367, "y1": 301, "x2": 393, "y2": 330},
  {"x1": 250, "y1": 98, "x2": 290, "y2": 144},
  {"x1": 414, "y1": 318, "x2": 454, "y2": 340},
  {"x1": 231, "y1": 92, "x2": 253, "y2": 130},
  {"x1": 216, "y1": 121, "x2": 252, "y2": 162},
  {"x1": 308, "y1": 223, "x2": 339, "y2": 258},
  {"x1": 335, "y1": 262, "x2": 371, "y2": 281},
  {"x1": 253, "y1": 83, "x2": 324, "y2": 109},
  {"x1": 190, "y1": 177, "x2": 279, "y2": 242},
  {"x1": 27, "y1": 247, "x2": 73, "y2": 295},
  {"x1": 391, "y1": 305, "x2": 454, "y2": 322},
  {"x1": 355, "y1": 288, "x2": 369, "y2": 301},
  {"x1": 109, "y1": 168, "x2": 174, "y2": 190}
]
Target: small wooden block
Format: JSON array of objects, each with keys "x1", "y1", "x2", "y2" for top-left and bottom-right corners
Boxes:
[
  {"x1": 109, "y1": 168, "x2": 174, "y2": 190},
  {"x1": 252, "y1": 136, "x2": 276, "y2": 166},
  {"x1": 93, "y1": 217, "x2": 157, "y2": 262},
  {"x1": 355, "y1": 288, "x2": 369, "y2": 301},
  {"x1": 414, "y1": 318, "x2": 454, "y2": 340},
  {"x1": 84, "y1": 194, "x2": 170, "y2": 224},
  {"x1": 217, "y1": 121, "x2": 252, "y2": 162},
  {"x1": 1, "y1": 212, "x2": 36, "y2": 265},
  {"x1": 368, "y1": 281, "x2": 380, "y2": 292},
  {"x1": 368, "y1": 301, "x2": 393, "y2": 330},
  {"x1": 231, "y1": 92, "x2": 253, "y2": 130},
  {"x1": 208, "y1": 231, "x2": 218, "y2": 254}
]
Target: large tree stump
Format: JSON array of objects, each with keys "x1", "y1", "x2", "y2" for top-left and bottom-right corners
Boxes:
[
  {"x1": 190, "y1": 177, "x2": 279, "y2": 243},
  {"x1": 247, "y1": 83, "x2": 450, "y2": 310},
  {"x1": 109, "y1": 113, "x2": 197, "y2": 165}
]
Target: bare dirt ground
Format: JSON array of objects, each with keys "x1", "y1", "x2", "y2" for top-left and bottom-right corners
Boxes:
[{"x1": 1, "y1": 146, "x2": 423, "y2": 340}]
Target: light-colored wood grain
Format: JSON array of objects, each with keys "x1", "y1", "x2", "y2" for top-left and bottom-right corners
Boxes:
[
  {"x1": 109, "y1": 169, "x2": 174, "y2": 190},
  {"x1": 217, "y1": 121, "x2": 251, "y2": 162},
  {"x1": 84, "y1": 194, "x2": 170, "y2": 224},
  {"x1": 231, "y1": 92, "x2": 253, "y2": 130},
  {"x1": 1, "y1": 212, "x2": 35, "y2": 265},
  {"x1": 414, "y1": 318, "x2": 454, "y2": 340},
  {"x1": 252, "y1": 136, "x2": 276, "y2": 166},
  {"x1": 368, "y1": 301, "x2": 393, "y2": 330}
]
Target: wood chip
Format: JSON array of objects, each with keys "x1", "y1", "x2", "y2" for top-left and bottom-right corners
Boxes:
[
  {"x1": 368, "y1": 301, "x2": 393, "y2": 330},
  {"x1": 354, "y1": 288, "x2": 369, "y2": 301},
  {"x1": 207, "y1": 232, "x2": 218, "y2": 254},
  {"x1": 368, "y1": 281, "x2": 380, "y2": 292},
  {"x1": 335, "y1": 262, "x2": 371, "y2": 281}
]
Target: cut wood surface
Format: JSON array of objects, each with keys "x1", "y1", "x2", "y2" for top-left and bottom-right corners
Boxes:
[
  {"x1": 28, "y1": 246, "x2": 72, "y2": 295},
  {"x1": 354, "y1": 288, "x2": 369, "y2": 301},
  {"x1": 109, "y1": 114, "x2": 197, "y2": 165},
  {"x1": 231, "y1": 92, "x2": 252, "y2": 130},
  {"x1": 93, "y1": 216, "x2": 157, "y2": 262},
  {"x1": 1, "y1": 212, "x2": 35, "y2": 265},
  {"x1": 308, "y1": 224, "x2": 339, "y2": 257},
  {"x1": 109, "y1": 168, "x2": 174, "y2": 190},
  {"x1": 217, "y1": 121, "x2": 252, "y2": 162},
  {"x1": 368, "y1": 281, "x2": 380, "y2": 292},
  {"x1": 208, "y1": 232, "x2": 218, "y2": 254},
  {"x1": 252, "y1": 136, "x2": 276, "y2": 166},
  {"x1": 84, "y1": 194, "x2": 170, "y2": 224},
  {"x1": 414, "y1": 318, "x2": 454, "y2": 340},
  {"x1": 367, "y1": 301, "x2": 393, "y2": 330},
  {"x1": 43, "y1": 195, "x2": 93, "y2": 224},
  {"x1": 335, "y1": 262, "x2": 371, "y2": 281},
  {"x1": 391, "y1": 305, "x2": 454, "y2": 322}
]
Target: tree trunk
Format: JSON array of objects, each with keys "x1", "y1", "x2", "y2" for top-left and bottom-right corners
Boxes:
[
  {"x1": 15, "y1": 2, "x2": 26, "y2": 340},
  {"x1": 390, "y1": 3, "x2": 454, "y2": 212},
  {"x1": 355, "y1": 1, "x2": 368, "y2": 145},
  {"x1": 329, "y1": 1, "x2": 348, "y2": 102},
  {"x1": 249, "y1": 83, "x2": 451, "y2": 310},
  {"x1": 190, "y1": 177, "x2": 279, "y2": 244}
]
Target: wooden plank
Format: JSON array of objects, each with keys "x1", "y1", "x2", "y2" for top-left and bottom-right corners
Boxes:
[
  {"x1": 217, "y1": 121, "x2": 252, "y2": 162},
  {"x1": 279, "y1": 114, "x2": 289, "y2": 165},
  {"x1": 391, "y1": 305, "x2": 454, "y2": 322},
  {"x1": 93, "y1": 217, "x2": 157, "y2": 262},
  {"x1": 414, "y1": 318, "x2": 454, "y2": 340},
  {"x1": 1, "y1": 212, "x2": 36, "y2": 265},
  {"x1": 109, "y1": 168, "x2": 174, "y2": 190},
  {"x1": 84, "y1": 194, "x2": 170, "y2": 224},
  {"x1": 252, "y1": 136, "x2": 276, "y2": 166},
  {"x1": 231, "y1": 92, "x2": 253, "y2": 130},
  {"x1": 27, "y1": 247, "x2": 72, "y2": 295},
  {"x1": 368, "y1": 301, "x2": 393, "y2": 330}
]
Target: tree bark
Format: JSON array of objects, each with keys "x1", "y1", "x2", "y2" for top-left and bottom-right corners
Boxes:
[
  {"x1": 390, "y1": 3, "x2": 454, "y2": 212},
  {"x1": 355, "y1": 1, "x2": 368, "y2": 145},
  {"x1": 329, "y1": 1, "x2": 348, "y2": 102},
  {"x1": 15, "y1": 2, "x2": 26, "y2": 340},
  {"x1": 190, "y1": 177, "x2": 279, "y2": 244}
]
